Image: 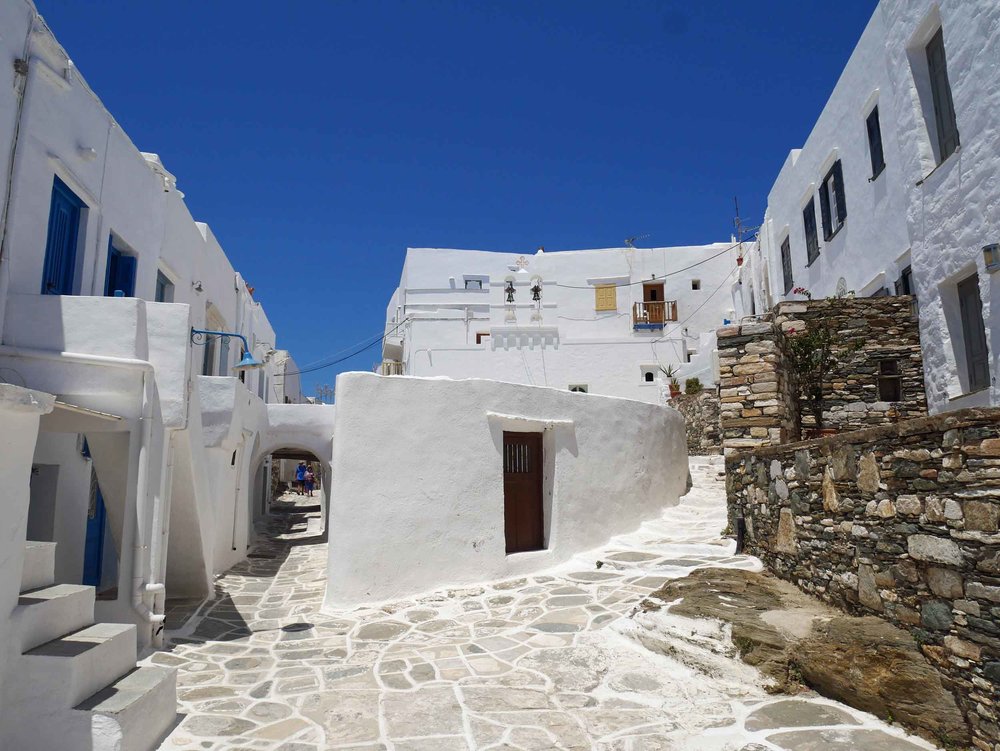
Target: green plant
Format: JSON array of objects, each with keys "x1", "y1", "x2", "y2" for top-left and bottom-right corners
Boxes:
[
  {"x1": 658, "y1": 363, "x2": 677, "y2": 379},
  {"x1": 684, "y1": 377, "x2": 703, "y2": 395},
  {"x1": 784, "y1": 316, "x2": 862, "y2": 430},
  {"x1": 669, "y1": 376, "x2": 681, "y2": 391}
]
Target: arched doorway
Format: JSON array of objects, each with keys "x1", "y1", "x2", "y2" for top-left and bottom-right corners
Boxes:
[{"x1": 250, "y1": 446, "x2": 330, "y2": 542}]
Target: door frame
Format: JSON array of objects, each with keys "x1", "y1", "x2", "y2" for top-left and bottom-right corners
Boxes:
[{"x1": 502, "y1": 431, "x2": 545, "y2": 554}]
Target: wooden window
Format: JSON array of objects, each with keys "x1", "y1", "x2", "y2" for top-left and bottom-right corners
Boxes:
[
  {"x1": 780, "y1": 237, "x2": 793, "y2": 294},
  {"x1": 866, "y1": 106, "x2": 886, "y2": 179},
  {"x1": 155, "y1": 271, "x2": 174, "y2": 302},
  {"x1": 957, "y1": 274, "x2": 989, "y2": 392},
  {"x1": 877, "y1": 360, "x2": 902, "y2": 402},
  {"x1": 475, "y1": 332, "x2": 490, "y2": 344},
  {"x1": 803, "y1": 198, "x2": 820, "y2": 265},
  {"x1": 594, "y1": 284, "x2": 617, "y2": 311},
  {"x1": 819, "y1": 160, "x2": 847, "y2": 241},
  {"x1": 926, "y1": 28, "x2": 960, "y2": 163}
]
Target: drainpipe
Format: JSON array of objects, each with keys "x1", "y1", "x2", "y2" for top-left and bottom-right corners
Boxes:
[{"x1": 0, "y1": 344, "x2": 166, "y2": 642}]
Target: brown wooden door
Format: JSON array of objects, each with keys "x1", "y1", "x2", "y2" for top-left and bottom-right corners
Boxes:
[
  {"x1": 643, "y1": 283, "x2": 665, "y2": 324},
  {"x1": 503, "y1": 432, "x2": 544, "y2": 553}
]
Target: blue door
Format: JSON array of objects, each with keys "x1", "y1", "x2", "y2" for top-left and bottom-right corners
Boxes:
[
  {"x1": 104, "y1": 240, "x2": 137, "y2": 297},
  {"x1": 41, "y1": 176, "x2": 85, "y2": 295},
  {"x1": 82, "y1": 469, "x2": 106, "y2": 587}
]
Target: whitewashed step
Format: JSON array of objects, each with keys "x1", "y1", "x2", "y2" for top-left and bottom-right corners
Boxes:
[
  {"x1": 23, "y1": 622, "x2": 138, "y2": 707},
  {"x1": 21, "y1": 541, "x2": 57, "y2": 592},
  {"x1": 14, "y1": 584, "x2": 96, "y2": 652},
  {"x1": 77, "y1": 666, "x2": 178, "y2": 751}
]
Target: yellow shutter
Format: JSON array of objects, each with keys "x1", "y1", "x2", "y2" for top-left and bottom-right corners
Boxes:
[{"x1": 595, "y1": 285, "x2": 617, "y2": 311}]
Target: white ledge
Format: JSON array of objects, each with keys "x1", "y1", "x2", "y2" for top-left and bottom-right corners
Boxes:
[{"x1": 486, "y1": 411, "x2": 575, "y2": 431}]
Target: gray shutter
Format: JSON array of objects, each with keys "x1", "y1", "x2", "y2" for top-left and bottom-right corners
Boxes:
[
  {"x1": 958, "y1": 275, "x2": 989, "y2": 391},
  {"x1": 927, "y1": 28, "x2": 960, "y2": 161},
  {"x1": 819, "y1": 182, "x2": 832, "y2": 241},
  {"x1": 833, "y1": 161, "x2": 847, "y2": 224}
]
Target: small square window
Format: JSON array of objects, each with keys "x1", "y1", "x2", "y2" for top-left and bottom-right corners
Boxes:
[
  {"x1": 691, "y1": 279, "x2": 701, "y2": 290},
  {"x1": 568, "y1": 384, "x2": 588, "y2": 393},
  {"x1": 476, "y1": 332, "x2": 490, "y2": 344},
  {"x1": 465, "y1": 279, "x2": 483, "y2": 290}
]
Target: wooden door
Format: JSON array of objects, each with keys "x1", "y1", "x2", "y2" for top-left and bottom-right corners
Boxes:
[
  {"x1": 643, "y1": 283, "x2": 665, "y2": 324},
  {"x1": 41, "y1": 177, "x2": 84, "y2": 295},
  {"x1": 503, "y1": 432, "x2": 544, "y2": 553}
]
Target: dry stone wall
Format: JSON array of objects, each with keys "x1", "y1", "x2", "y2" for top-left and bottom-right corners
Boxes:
[
  {"x1": 726, "y1": 407, "x2": 1000, "y2": 750},
  {"x1": 775, "y1": 295, "x2": 927, "y2": 433},
  {"x1": 717, "y1": 320, "x2": 796, "y2": 452},
  {"x1": 718, "y1": 296, "x2": 927, "y2": 453},
  {"x1": 671, "y1": 390, "x2": 722, "y2": 455}
]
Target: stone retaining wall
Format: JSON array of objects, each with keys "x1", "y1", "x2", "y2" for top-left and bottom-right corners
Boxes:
[
  {"x1": 671, "y1": 390, "x2": 722, "y2": 455},
  {"x1": 726, "y1": 407, "x2": 1000, "y2": 750}
]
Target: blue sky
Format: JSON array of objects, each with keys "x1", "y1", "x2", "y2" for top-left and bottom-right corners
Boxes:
[{"x1": 36, "y1": 0, "x2": 877, "y2": 397}]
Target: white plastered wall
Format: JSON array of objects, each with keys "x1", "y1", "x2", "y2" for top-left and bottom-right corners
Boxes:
[{"x1": 325, "y1": 372, "x2": 688, "y2": 608}]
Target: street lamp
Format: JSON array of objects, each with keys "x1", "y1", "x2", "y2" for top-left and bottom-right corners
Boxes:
[{"x1": 190, "y1": 328, "x2": 264, "y2": 372}]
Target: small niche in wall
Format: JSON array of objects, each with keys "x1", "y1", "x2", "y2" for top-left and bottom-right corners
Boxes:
[
  {"x1": 568, "y1": 384, "x2": 588, "y2": 393},
  {"x1": 691, "y1": 279, "x2": 701, "y2": 290},
  {"x1": 877, "y1": 360, "x2": 902, "y2": 402}
]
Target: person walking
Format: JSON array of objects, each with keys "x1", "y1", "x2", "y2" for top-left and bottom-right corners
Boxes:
[
  {"x1": 295, "y1": 461, "x2": 307, "y2": 495},
  {"x1": 304, "y1": 466, "x2": 316, "y2": 498}
]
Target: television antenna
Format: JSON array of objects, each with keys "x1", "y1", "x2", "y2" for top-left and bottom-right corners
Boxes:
[{"x1": 625, "y1": 233, "x2": 650, "y2": 249}]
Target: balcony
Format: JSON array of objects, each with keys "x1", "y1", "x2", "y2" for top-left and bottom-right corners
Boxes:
[{"x1": 633, "y1": 300, "x2": 677, "y2": 330}]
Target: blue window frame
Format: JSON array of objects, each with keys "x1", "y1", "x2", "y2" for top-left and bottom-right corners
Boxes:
[
  {"x1": 104, "y1": 237, "x2": 137, "y2": 297},
  {"x1": 41, "y1": 176, "x2": 85, "y2": 295}
]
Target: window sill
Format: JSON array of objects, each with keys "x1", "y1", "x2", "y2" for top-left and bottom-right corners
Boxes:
[
  {"x1": 805, "y1": 255, "x2": 820, "y2": 269},
  {"x1": 824, "y1": 223, "x2": 845, "y2": 244},
  {"x1": 868, "y1": 165, "x2": 886, "y2": 183},
  {"x1": 948, "y1": 386, "x2": 990, "y2": 402},
  {"x1": 916, "y1": 146, "x2": 961, "y2": 187}
]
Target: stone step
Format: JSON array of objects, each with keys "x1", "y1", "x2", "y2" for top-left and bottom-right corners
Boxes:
[
  {"x1": 14, "y1": 583, "x2": 96, "y2": 652},
  {"x1": 77, "y1": 666, "x2": 178, "y2": 751},
  {"x1": 23, "y1": 622, "x2": 138, "y2": 708},
  {"x1": 21, "y1": 540, "x2": 57, "y2": 592}
]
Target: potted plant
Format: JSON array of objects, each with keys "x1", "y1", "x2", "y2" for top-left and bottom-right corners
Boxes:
[{"x1": 669, "y1": 377, "x2": 682, "y2": 398}]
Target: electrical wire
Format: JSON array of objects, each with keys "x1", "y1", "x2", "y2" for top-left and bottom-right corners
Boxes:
[
  {"x1": 283, "y1": 318, "x2": 409, "y2": 377},
  {"x1": 283, "y1": 242, "x2": 745, "y2": 378},
  {"x1": 550, "y1": 241, "x2": 741, "y2": 289},
  {"x1": 648, "y1": 265, "x2": 739, "y2": 370}
]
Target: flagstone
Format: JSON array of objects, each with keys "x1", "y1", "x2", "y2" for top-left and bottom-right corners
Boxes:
[{"x1": 152, "y1": 477, "x2": 938, "y2": 751}]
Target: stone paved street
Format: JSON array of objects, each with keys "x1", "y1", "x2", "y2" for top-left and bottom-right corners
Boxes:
[{"x1": 152, "y1": 459, "x2": 940, "y2": 750}]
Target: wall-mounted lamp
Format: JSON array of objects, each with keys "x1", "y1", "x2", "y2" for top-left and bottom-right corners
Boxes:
[
  {"x1": 984, "y1": 244, "x2": 1000, "y2": 273},
  {"x1": 505, "y1": 281, "x2": 516, "y2": 304},
  {"x1": 190, "y1": 328, "x2": 264, "y2": 372},
  {"x1": 192, "y1": 280, "x2": 204, "y2": 292}
]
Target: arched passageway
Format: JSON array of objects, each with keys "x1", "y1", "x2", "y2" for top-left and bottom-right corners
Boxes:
[{"x1": 251, "y1": 446, "x2": 329, "y2": 543}]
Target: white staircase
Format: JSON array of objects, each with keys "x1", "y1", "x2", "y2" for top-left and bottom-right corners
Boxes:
[{"x1": 6, "y1": 541, "x2": 177, "y2": 751}]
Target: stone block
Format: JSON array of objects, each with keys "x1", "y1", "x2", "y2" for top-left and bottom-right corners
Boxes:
[
  {"x1": 965, "y1": 501, "x2": 1000, "y2": 533},
  {"x1": 739, "y1": 322, "x2": 773, "y2": 336},
  {"x1": 908, "y1": 535, "x2": 963, "y2": 566},
  {"x1": 876, "y1": 499, "x2": 896, "y2": 518},
  {"x1": 966, "y1": 581, "x2": 1000, "y2": 604},
  {"x1": 856, "y1": 452, "x2": 880, "y2": 493},
  {"x1": 774, "y1": 508, "x2": 797, "y2": 554},
  {"x1": 943, "y1": 499, "x2": 963, "y2": 520},
  {"x1": 926, "y1": 567, "x2": 964, "y2": 598},
  {"x1": 895, "y1": 495, "x2": 922, "y2": 516},
  {"x1": 969, "y1": 438, "x2": 1000, "y2": 457},
  {"x1": 921, "y1": 600, "x2": 953, "y2": 631},
  {"x1": 857, "y1": 564, "x2": 882, "y2": 611},
  {"x1": 944, "y1": 636, "x2": 981, "y2": 660}
]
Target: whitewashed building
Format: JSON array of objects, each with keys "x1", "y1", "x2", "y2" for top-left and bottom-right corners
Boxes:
[
  {"x1": 738, "y1": 0, "x2": 999, "y2": 414},
  {"x1": 0, "y1": 3, "x2": 332, "y2": 748},
  {"x1": 381, "y1": 244, "x2": 740, "y2": 403}
]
